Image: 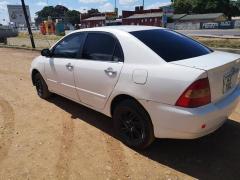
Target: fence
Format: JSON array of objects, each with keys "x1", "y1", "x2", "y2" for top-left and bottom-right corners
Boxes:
[{"x1": 167, "y1": 20, "x2": 240, "y2": 30}]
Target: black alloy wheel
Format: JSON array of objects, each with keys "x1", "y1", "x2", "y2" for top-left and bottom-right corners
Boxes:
[{"x1": 113, "y1": 99, "x2": 155, "y2": 149}]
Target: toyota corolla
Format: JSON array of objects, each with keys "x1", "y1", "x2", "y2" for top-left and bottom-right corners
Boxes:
[{"x1": 30, "y1": 26, "x2": 240, "y2": 149}]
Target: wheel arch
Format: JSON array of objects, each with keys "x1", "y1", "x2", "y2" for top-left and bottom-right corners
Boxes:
[{"x1": 110, "y1": 94, "x2": 152, "y2": 123}]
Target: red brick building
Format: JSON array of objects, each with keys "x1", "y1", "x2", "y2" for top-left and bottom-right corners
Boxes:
[
  {"x1": 122, "y1": 8, "x2": 163, "y2": 26},
  {"x1": 122, "y1": 12, "x2": 163, "y2": 26},
  {"x1": 81, "y1": 16, "x2": 106, "y2": 28}
]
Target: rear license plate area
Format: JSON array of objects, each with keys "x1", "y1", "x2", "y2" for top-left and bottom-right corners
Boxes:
[{"x1": 223, "y1": 67, "x2": 239, "y2": 93}]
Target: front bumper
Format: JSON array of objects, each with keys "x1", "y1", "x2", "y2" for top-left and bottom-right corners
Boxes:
[{"x1": 139, "y1": 86, "x2": 240, "y2": 139}]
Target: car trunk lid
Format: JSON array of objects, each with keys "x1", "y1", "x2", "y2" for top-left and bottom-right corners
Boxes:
[{"x1": 171, "y1": 51, "x2": 240, "y2": 103}]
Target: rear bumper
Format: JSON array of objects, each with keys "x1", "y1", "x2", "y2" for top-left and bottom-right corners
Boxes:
[{"x1": 139, "y1": 86, "x2": 240, "y2": 139}]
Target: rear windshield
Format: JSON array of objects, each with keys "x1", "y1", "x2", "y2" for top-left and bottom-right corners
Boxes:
[{"x1": 130, "y1": 29, "x2": 212, "y2": 62}]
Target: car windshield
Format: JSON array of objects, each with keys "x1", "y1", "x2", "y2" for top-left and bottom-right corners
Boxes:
[{"x1": 130, "y1": 29, "x2": 213, "y2": 62}]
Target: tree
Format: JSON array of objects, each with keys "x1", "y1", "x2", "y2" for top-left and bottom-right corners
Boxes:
[
  {"x1": 172, "y1": 0, "x2": 240, "y2": 19},
  {"x1": 65, "y1": 10, "x2": 80, "y2": 25},
  {"x1": 35, "y1": 5, "x2": 70, "y2": 25},
  {"x1": 172, "y1": 0, "x2": 193, "y2": 14}
]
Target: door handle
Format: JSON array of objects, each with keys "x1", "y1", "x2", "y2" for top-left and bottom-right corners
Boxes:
[
  {"x1": 66, "y1": 63, "x2": 74, "y2": 70},
  {"x1": 104, "y1": 67, "x2": 117, "y2": 76}
]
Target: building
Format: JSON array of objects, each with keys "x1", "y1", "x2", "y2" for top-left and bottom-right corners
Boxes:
[
  {"x1": 81, "y1": 16, "x2": 106, "y2": 28},
  {"x1": 172, "y1": 14, "x2": 186, "y2": 22},
  {"x1": 178, "y1": 13, "x2": 226, "y2": 23},
  {"x1": 7, "y1": 5, "x2": 31, "y2": 28},
  {"x1": 122, "y1": 12, "x2": 163, "y2": 26},
  {"x1": 81, "y1": 11, "x2": 119, "y2": 28},
  {"x1": 122, "y1": 7, "x2": 164, "y2": 26}
]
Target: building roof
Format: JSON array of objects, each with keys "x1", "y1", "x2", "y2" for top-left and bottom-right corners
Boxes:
[
  {"x1": 82, "y1": 16, "x2": 106, "y2": 21},
  {"x1": 172, "y1": 14, "x2": 186, "y2": 20},
  {"x1": 180, "y1": 13, "x2": 224, "y2": 21},
  {"x1": 125, "y1": 12, "x2": 163, "y2": 19}
]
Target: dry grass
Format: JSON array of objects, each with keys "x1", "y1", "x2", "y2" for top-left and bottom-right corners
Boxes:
[
  {"x1": 15, "y1": 33, "x2": 240, "y2": 49},
  {"x1": 193, "y1": 36, "x2": 240, "y2": 49},
  {"x1": 18, "y1": 32, "x2": 62, "y2": 41}
]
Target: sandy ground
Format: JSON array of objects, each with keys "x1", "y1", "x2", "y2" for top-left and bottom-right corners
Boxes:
[{"x1": 0, "y1": 48, "x2": 240, "y2": 180}]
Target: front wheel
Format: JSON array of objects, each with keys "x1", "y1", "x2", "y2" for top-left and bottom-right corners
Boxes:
[
  {"x1": 34, "y1": 73, "x2": 51, "y2": 99},
  {"x1": 113, "y1": 99, "x2": 155, "y2": 149}
]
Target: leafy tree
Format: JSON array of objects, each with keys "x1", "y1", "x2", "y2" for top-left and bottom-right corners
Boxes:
[
  {"x1": 35, "y1": 5, "x2": 101, "y2": 26},
  {"x1": 65, "y1": 10, "x2": 80, "y2": 25},
  {"x1": 35, "y1": 5, "x2": 70, "y2": 25},
  {"x1": 172, "y1": 0, "x2": 193, "y2": 14},
  {"x1": 172, "y1": 0, "x2": 240, "y2": 19}
]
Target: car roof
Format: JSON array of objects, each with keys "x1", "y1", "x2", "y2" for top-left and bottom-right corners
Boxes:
[{"x1": 75, "y1": 25, "x2": 165, "y2": 33}]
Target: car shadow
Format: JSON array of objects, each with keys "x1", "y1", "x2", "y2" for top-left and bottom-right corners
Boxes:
[{"x1": 48, "y1": 95, "x2": 240, "y2": 180}]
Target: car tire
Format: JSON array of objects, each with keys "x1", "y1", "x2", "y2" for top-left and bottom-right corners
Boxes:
[
  {"x1": 34, "y1": 73, "x2": 51, "y2": 99},
  {"x1": 113, "y1": 99, "x2": 155, "y2": 149}
]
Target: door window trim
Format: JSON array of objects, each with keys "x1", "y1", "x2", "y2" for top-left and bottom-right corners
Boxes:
[
  {"x1": 82, "y1": 31, "x2": 124, "y2": 63},
  {"x1": 50, "y1": 32, "x2": 87, "y2": 59}
]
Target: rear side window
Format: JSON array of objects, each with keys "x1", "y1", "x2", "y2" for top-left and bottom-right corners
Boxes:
[
  {"x1": 113, "y1": 43, "x2": 124, "y2": 62},
  {"x1": 82, "y1": 33, "x2": 116, "y2": 61},
  {"x1": 130, "y1": 29, "x2": 212, "y2": 62}
]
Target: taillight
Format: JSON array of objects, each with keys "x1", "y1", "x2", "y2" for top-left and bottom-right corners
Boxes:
[{"x1": 175, "y1": 78, "x2": 211, "y2": 108}]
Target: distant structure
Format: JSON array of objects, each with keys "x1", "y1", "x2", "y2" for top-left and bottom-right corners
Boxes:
[
  {"x1": 81, "y1": 11, "x2": 118, "y2": 28},
  {"x1": 122, "y1": 6, "x2": 170, "y2": 27},
  {"x1": 7, "y1": 5, "x2": 31, "y2": 28}
]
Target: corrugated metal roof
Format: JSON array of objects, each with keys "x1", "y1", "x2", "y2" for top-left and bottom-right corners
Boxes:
[
  {"x1": 172, "y1": 14, "x2": 186, "y2": 20},
  {"x1": 180, "y1": 13, "x2": 224, "y2": 21},
  {"x1": 125, "y1": 12, "x2": 163, "y2": 19},
  {"x1": 82, "y1": 16, "x2": 106, "y2": 21}
]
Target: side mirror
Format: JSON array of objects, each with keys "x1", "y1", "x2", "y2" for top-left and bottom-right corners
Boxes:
[{"x1": 41, "y1": 48, "x2": 52, "y2": 57}]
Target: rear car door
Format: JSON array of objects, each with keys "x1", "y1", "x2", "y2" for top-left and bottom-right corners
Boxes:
[
  {"x1": 44, "y1": 32, "x2": 85, "y2": 101},
  {"x1": 74, "y1": 32, "x2": 124, "y2": 109}
]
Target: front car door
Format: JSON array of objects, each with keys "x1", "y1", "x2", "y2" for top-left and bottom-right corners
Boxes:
[
  {"x1": 44, "y1": 32, "x2": 85, "y2": 101},
  {"x1": 74, "y1": 32, "x2": 124, "y2": 109}
]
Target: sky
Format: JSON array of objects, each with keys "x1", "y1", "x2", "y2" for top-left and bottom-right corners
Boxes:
[{"x1": 0, "y1": 0, "x2": 171, "y2": 25}]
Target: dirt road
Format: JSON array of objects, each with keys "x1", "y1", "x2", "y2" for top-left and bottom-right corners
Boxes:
[{"x1": 0, "y1": 48, "x2": 240, "y2": 180}]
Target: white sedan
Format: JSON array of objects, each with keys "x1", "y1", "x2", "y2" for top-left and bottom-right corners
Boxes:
[{"x1": 30, "y1": 26, "x2": 240, "y2": 149}]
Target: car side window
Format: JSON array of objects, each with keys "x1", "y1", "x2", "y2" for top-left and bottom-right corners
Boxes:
[
  {"x1": 113, "y1": 43, "x2": 124, "y2": 62},
  {"x1": 82, "y1": 33, "x2": 116, "y2": 61},
  {"x1": 52, "y1": 33, "x2": 85, "y2": 59}
]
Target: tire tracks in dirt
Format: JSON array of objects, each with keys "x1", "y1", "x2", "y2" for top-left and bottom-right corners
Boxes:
[
  {"x1": 56, "y1": 116, "x2": 75, "y2": 180},
  {"x1": 0, "y1": 97, "x2": 15, "y2": 163},
  {"x1": 104, "y1": 135, "x2": 129, "y2": 179}
]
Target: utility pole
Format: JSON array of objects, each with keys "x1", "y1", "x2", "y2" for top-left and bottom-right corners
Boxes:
[
  {"x1": 20, "y1": 0, "x2": 35, "y2": 49},
  {"x1": 143, "y1": 0, "x2": 144, "y2": 9}
]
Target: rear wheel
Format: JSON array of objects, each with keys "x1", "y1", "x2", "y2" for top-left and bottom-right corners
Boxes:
[
  {"x1": 113, "y1": 99, "x2": 155, "y2": 149},
  {"x1": 34, "y1": 73, "x2": 51, "y2": 99}
]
